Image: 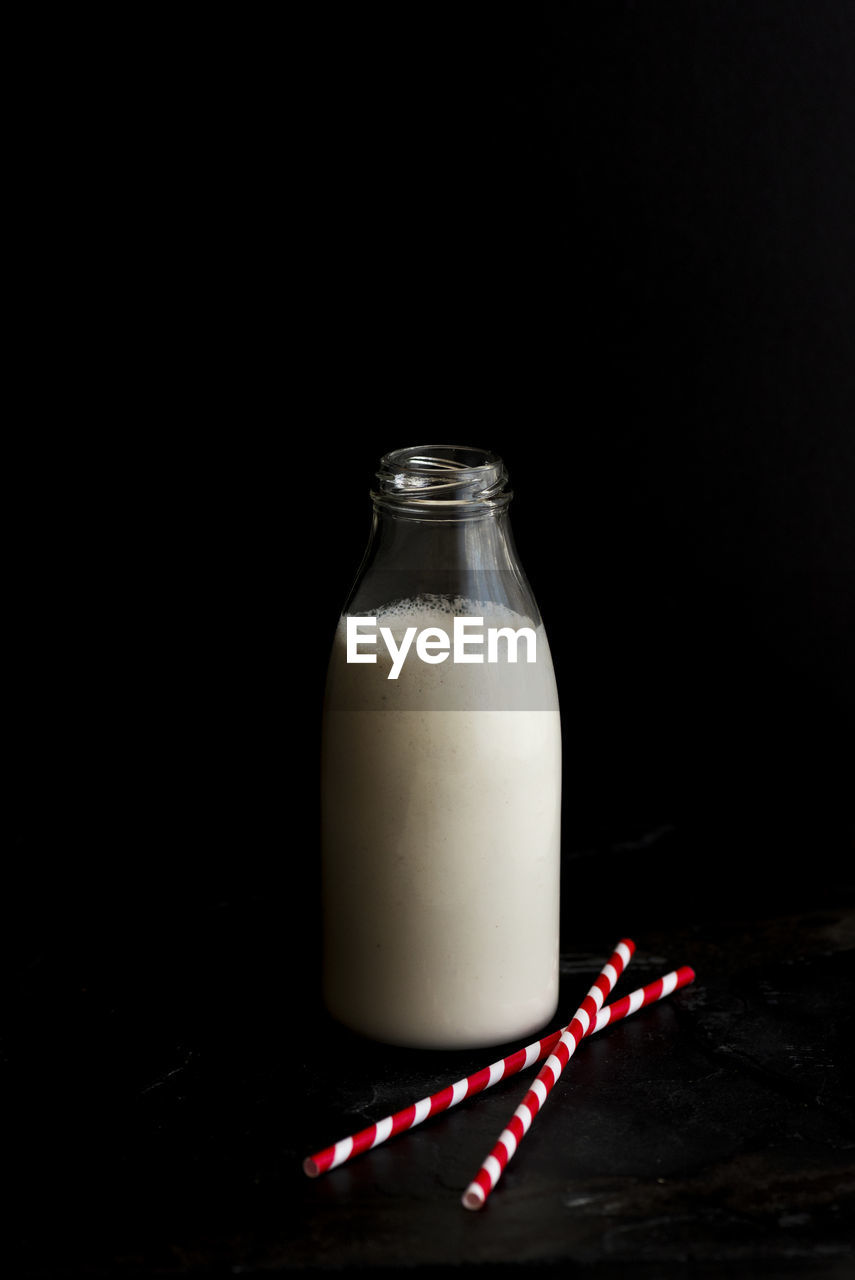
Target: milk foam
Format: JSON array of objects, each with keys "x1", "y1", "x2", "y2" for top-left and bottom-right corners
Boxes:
[{"x1": 325, "y1": 595, "x2": 558, "y2": 712}]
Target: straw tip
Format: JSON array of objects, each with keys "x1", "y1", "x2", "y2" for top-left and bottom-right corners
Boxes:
[
  {"x1": 620, "y1": 938, "x2": 637, "y2": 955},
  {"x1": 302, "y1": 1158, "x2": 320, "y2": 1178},
  {"x1": 462, "y1": 1187, "x2": 485, "y2": 1211}
]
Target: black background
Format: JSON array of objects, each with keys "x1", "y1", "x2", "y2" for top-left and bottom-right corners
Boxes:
[
  {"x1": 9, "y1": 1, "x2": 855, "y2": 972},
  {"x1": 7, "y1": 0, "x2": 853, "y2": 1009},
  {"x1": 16, "y1": 1, "x2": 852, "y2": 914},
  {"x1": 5, "y1": 2, "x2": 855, "y2": 1271}
]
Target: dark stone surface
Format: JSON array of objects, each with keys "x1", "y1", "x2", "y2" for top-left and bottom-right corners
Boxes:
[{"x1": 3, "y1": 855, "x2": 854, "y2": 1278}]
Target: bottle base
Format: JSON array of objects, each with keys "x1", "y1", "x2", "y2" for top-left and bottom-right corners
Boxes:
[{"x1": 323, "y1": 993, "x2": 560, "y2": 1053}]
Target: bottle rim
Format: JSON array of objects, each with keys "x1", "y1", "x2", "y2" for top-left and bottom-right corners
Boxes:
[{"x1": 372, "y1": 444, "x2": 512, "y2": 516}]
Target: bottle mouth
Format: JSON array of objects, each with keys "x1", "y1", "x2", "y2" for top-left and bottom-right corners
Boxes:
[{"x1": 372, "y1": 445, "x2": 511, "y2": 515}]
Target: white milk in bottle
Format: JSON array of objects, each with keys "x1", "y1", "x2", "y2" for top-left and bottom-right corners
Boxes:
[{"x1": 320, "y1": 448, "x2": 561, "y2": 1049}]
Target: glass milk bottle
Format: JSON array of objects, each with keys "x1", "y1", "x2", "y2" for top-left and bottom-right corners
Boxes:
[{"x1": 320, "y1": 445, "x2": 561, "y2": 1049}]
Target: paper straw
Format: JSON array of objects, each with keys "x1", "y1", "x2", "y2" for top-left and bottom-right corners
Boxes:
[
  {"x1": 462, "y1": 938, "x2": 640, "y2": 1210},
  {"x1": 304, "y1": 938, "x2": 642, "y2": 1179},
  {"x1": 303, "y1": 964, "x2": 693, "y2": 1179}
]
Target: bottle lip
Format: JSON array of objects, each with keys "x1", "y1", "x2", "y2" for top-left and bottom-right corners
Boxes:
[{"x1": 372, "y1": 444, "x2": 512, "y2": 517}]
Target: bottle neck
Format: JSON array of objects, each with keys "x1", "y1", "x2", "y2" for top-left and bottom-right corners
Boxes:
[
  {"x1": 365, "y1": 503, "x2": 517, "y2": 574},
  {"x1": 344, "y1": 446, "x2": 538, "y2": 621},
  {"x1": 369, "y1": 444, "x2": 516, "y2": 574}
]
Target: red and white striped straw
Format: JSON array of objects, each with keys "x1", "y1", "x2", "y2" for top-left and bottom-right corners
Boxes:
[
  {"x1": 303, "y1": 964, "x2": 694, "y2": 1178},
  {"x1": 304, "y1": 938, "x2": 656, "y2": 1179},
  {"x1": 461, "y1": 938, "x2": 638, "y2": 1210}
]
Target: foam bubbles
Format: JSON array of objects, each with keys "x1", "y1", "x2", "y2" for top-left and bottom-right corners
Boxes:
[{"x1": 327, "y1": 595, "x2": 557, "y2": 712}]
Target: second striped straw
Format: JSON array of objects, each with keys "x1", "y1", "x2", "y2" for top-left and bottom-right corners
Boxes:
[{"x1": 462, "y1": 936, "x2": 636, "y2": 1209}]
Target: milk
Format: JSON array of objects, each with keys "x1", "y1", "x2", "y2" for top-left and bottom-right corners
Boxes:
[{"x1": 321, "y1": 596, "x2": 562, "y2": 1049}]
